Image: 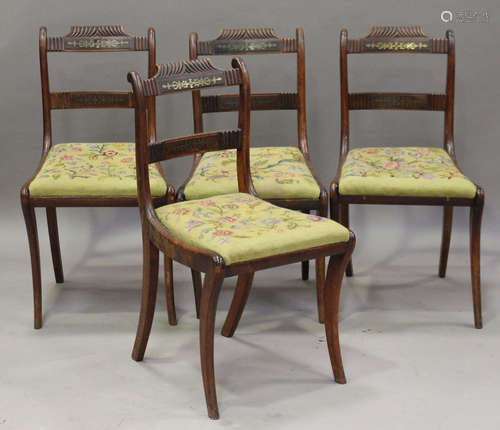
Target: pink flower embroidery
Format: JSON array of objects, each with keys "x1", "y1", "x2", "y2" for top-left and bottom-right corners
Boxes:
[
  {"x1": 364, "y1": 148, "x2": 380, "y2": 154},
  {"x1": 200, "y1": 200, "x2": 217, "y2": 206},
  {"x1": 307, "y1": 215, "x2": 324, "y2": 222},
  {"x1": 383, "y1": 161, "x2": 400, "y2": 169},
  {"x1": 71, "y1": 147, "x2": 83, "y2": 152},
  {"x1": 416, "y1": 149, "x2": 431, "y2": 157},
  {"x1": 60, "y1": 155, "x2": 74, "y2": 161},
  {"x1": 213, "y1": 230, "x2": 233, "y2": 236},
  {"x1": 218, "y1": 216, "x2": 238, "y2": 223},
  {"x1": 121, "y1": 157, "x2": 133, "y2": 163}
]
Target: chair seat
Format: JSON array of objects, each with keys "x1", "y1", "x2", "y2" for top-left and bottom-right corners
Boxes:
[
  {"x1": 339, "y1": 147, "x2": 477, "y2": 198},
  {"x1": 29, "y1": 143, "x2": 167, "y2": 197},
  {"x1": 184, "y1": 146, "x2": 321, "y2": 200},
  {"x1": 156, "y1": 193, "x2": 349, "y2": 265}
]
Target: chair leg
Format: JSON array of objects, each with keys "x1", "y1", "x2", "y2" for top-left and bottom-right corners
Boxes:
[
  {"x1": 340, "y1": 204, "x2": 353, "y2": 277},
  {"x1": 323, "y1": 247, "x2": 353, "y2": 384},
  {"x1": 301, "y1": 210, "x2": 310, "y2": 280},
  {"x1": 470, "y1": 198, "x2": 484, "y2": 329},
  {"x1": 199, "y1": 266, "x2": 224, "y2": 419},
  {"x1": 164, "y1": 254, "x2": 177, "y2": 326},
  {"x1": 22, "y1": 200, "x2": 42, "y2": 329},
  {"x1": 46, "y1": 207, "x2": 64, "y2": 283},
  {"x1": 315, "y1": 257, "x2": 325, "y2": 324},
  {"x1": 439, "y1": 206, "x2": 453, "y2": 278},
  {"x1": 301, "y1": 260, "x2": 309, "y2": 280},
  {"x1": 191, "y1": 270, "x2": 202, "y2": 319},
  {"x1": 221, "y1": 273, "x2": 254, "y2": 337},
  {"x1": 131, "y1": 238, "x2": 159, "y2": 361}
]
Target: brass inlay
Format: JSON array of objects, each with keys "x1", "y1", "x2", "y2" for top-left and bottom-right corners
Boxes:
[
  {"x1": 161, "y1": 75, "x2": 224, "y2": 92},
  {"x1": 64, "y1": 37, "x2": 133, "y2": 50},
  {"x1": 213, "y1": 39, "x2": 281, "y2": 53},
  {"x1": 364, "y1": 41, "x2": 429, "y2": 51}
]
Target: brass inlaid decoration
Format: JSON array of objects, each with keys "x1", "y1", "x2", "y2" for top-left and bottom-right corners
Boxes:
[
  {"x1": 63, "y1": 37, "x2": 133, "y2": 50},
  {"x1": 213, "y1": 39, "x2": 281, "y2": 53},
  {"x1": 364, "y1": 40, "x2": 430, "y2": 52},
  {"x1": 160, "y1": 72, "x2": 226, "y2": 93}
]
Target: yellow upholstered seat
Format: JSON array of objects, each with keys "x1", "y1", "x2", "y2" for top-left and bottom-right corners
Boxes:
[
  {"x1": 339, "y1": 147, "x2": 477, "y2": 198},
  {"x1": 29, "y1": 143, "x2": 167, "y2": 197},
  {"x1": 184, "y1": 146, "x2": 321, "y2": 200},
  {"x1": 156, "y1": 193, "x2": 349, "y2": 265}
]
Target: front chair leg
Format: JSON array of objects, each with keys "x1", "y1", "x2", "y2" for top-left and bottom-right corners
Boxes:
[
  {"x1": 46, "y1": 207, "x2": 64, "y2": 283},
  {"x1": 199, "y1": 266, "x2": 224, "y2": 419},
  {"x1": 132, "y1": 238, "x2": 159, "y2": 361},
  {"x1": 164, "y1": 254, "x2": 177, "y2": 326},
  {"x1": 315, "y1": 257, "x2": 325, "y2": 323},
  {"x1": 22, "y1": 199, "x2": 42, "y2": 329},
  {"x1": 221, "y1": 273, "x2": 254, "y2": 337},
  {"x1": 191, "y1": 270, "x2": 202, "y2": 318},
  {"x1": 324, "y1": 243, "x2": 354, "y2": 384},
  {"x1": 470, "y1": 196, "x2": 484, "y2": 329},
  {"x1": 439, "y1": 206, "x2": 453, "y2": 278},
  {"x1": 340, "y1": 204, "x2": 353, "y2": 277}
]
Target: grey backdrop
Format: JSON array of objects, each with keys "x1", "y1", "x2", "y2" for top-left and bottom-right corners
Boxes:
[{"x1": 1, "y1": 0, "x2": 499, "y2": 317}]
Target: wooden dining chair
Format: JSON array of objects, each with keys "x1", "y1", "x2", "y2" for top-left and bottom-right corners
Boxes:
[
  {"x1": 330, "y1": 26, "x2": 485, "y2": 328},
  {"x1": 128, "y1": 57, "x2": 355, "y2": 419},
  {"x1": 20, "y1": 26, "x2": 175, "y2": 329},
  {"x1": 174, "y1": 27, "x2": 329, "y2": 327}
]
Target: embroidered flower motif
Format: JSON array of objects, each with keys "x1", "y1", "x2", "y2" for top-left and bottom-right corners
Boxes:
[
  {"x1": 342, "y1": 147, "x2": 468, "y2": 181},
  {"x1": 103, "y1": 150, "x2": 118, "y2": 157},
  {"x1": 31, "y1": 143, "x2": 164, "y2": 188},
  {"x1": 307, "y1": 215, "x2": 324, "y2": 222},
  {"x1": 184, "y1": 147, "x2": 320, "y2": 199},
  {"x1": 213, "y1": 230, "x2": 233, "y2": 236}
]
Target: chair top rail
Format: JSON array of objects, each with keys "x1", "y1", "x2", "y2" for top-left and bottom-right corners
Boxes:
[
  {"x1": 46, "y1": 25, "x2": 149, "y2": 52},
  {"x1": 196, "y1": 28, "x2": 297, "y2": 55},
  {"x1": 346, "y1": 26, "x2": 448, "y2": 54}
]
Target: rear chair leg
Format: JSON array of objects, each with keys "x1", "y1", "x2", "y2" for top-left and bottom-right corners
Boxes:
[
  {"x1": 340, "y1": 204, "x2": 353, "y2": 277},
  {"x1": 221, "y1": 273, "x2": 254, "y2": 337},
  {"x1": 22, "y1": 199, "x2": 42, "y2": 329},
  {"x1": 301, "y1": 210, "x2": 310, "y2": 280},
  {"x1": 470, "y1": 195, "x2": 484, "y2": 329},
  {"x1": 199, "y1": 266, "x2": 224, "y2": 419},
  {"x1": 46, "y1": 207, "x2": 64, "y2": 283},
  {"x1": 191, "y1": 270, "x2": 202, "y2": 318},
  {"x1": 439, "y1": 206, "x2": 453, "y2": 278},
  {"x1": 132, "y1": 238, "x2": 159, "y2": 361},
  {"x1": 164, "y1": 255, "x2": 177, "y2": 326}
]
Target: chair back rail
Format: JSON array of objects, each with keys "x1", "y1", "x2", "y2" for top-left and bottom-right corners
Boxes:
[
  {"x1": 338, "y1": 26, "x2": 456, "y2": 173},
  {"x1": 128, "y1": 58, "x2": 254, "y2": 215},
  {"x1": 39, "y1": 26, "x2": 157, "y2": 147},
  {"x1": 189, "y1": 27, "x2": 309, "y2": 154}
]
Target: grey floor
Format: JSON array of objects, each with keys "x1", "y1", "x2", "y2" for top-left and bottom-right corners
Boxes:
[{"x1": 1, "y1": 207, "x2": 499, "y2": 430}]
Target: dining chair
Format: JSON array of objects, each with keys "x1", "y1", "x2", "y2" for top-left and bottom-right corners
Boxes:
[
  {"x1": 128, "y1": 57, "x2": 355, "y2": 419},
  {"x1": 20, "y1": 26, "x2": 175, "y2": 329},
  {"x1": 175, "y1": 27, "x2": 329, "y2": 327},
  {"x1": 330, "y1": 26, "x2": 485, "y2": 328}
]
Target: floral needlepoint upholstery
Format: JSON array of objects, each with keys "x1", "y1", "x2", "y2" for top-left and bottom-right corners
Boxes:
[
  {"x1": 156, "y1": 193, "x2": 349, "y2": 265},
  {"x1": 184, "y1": 147, "x2": 321, "y2": 200},
  {"x1": 339, "y1": 147, "x2": 477, "y2": 198},
  {"x1": 29, "y1": 143, "x2": 167, "y2": 197}
]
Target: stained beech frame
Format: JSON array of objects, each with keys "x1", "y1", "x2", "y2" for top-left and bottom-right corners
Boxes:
[
  {"x1": 129, "y1": 57, "x2": 355, "y2": 419},
  {"x1": 330, "y1": 26, "x2": 485, "y2": 328},
  {"x1": 20, "y1": 26, "x2": 174, "y2": 329}
]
